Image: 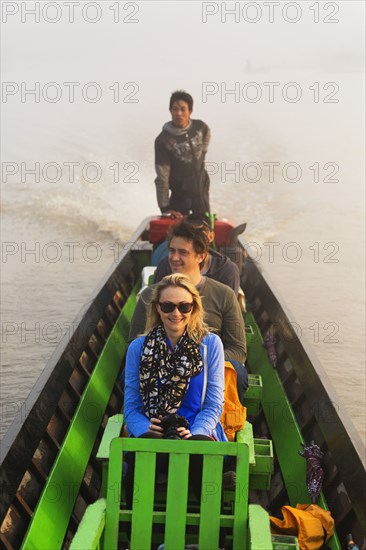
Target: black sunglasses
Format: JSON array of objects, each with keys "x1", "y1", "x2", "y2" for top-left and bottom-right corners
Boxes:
[{"x1": 159, "y1": 302, "x2": 194, "y2": 314}]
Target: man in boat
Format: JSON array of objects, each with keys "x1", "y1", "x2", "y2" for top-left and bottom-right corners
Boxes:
[
  {"x1": 129, "y1": 222, "x2": 248, "y2": 403},
  {"x1": 154, "y1": 90, "x2": 211, "y2": 218},
  {"x1": 153, "y1": 213, "x2": 241, "y2": 296}
]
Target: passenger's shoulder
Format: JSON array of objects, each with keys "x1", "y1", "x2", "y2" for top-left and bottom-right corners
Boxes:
[
  {"x1": 128, "y1": 335, "x2": 145, "y2": 352},
  {"x1": 157, "y1": 255, "x2": 170, "y2": 269},
  {"x1": 202, "y1": 332, "x2": 222, "y2": 345},
  {"x1": 205, "y1": 277, "x2": 236, "y2": 296},
  {"x1": 210, "y1": 252, "x2": 239, "y2": 273},
  {"x1": 155, "y1": 130, "x2": 168, "y2": 145},
  {"x1": 192, "y1": 119, "x2": 209, "y2": 130}
]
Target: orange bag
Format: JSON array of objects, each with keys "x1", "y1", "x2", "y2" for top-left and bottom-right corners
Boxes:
[
  {"x1": 220, "y1": 361, "x2": 247, "y2": 441},
  {"x1": 270, "y1": 504, "x2": 334, "y2": 550}
]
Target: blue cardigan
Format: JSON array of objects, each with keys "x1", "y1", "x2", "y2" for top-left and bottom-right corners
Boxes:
[{"x1": 124, "y1": 332, "x2": 227, "y2": 441}]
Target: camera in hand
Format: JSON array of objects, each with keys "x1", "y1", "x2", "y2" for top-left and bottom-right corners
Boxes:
[{"x1": 160, "y1": 413, "x2": 189, "y2": 440}]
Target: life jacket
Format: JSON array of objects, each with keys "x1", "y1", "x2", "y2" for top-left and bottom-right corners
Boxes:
[
  {"x1": 270, "y1": 504, "x2": 334, "y2": 550},
  {"x1": 220, "y1": 361, "x2": 247, "y2": 441}
]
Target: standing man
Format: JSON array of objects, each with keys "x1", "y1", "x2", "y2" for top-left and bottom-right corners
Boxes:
[{"x1": 154, "y1": 90, "x2": 211, "y2": 218}]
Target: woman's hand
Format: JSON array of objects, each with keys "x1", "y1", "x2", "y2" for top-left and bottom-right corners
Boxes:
[
  {"x1": 177, "y1": 426, "x2": 191, "y2": 440},
  {"x1": 148, "y1": 417, "x2": 164, "y2": 434}
]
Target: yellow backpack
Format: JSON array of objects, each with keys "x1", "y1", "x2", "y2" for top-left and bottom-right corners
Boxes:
[{"x1": 220, "y1": 361, "x2": 247, "y2": 441}]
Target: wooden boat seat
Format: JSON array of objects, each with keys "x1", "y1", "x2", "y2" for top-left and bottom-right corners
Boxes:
[
  {"x1": 71, "y1": 437, "x2": 275, "y2": 549},
  {"x1": 97, "y1": 414, "x2": 273, "y2": 497}
]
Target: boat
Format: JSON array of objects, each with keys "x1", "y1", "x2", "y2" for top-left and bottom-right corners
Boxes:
[{"x1": 0, "y1": 216, "x2": 365, "y2": 549}]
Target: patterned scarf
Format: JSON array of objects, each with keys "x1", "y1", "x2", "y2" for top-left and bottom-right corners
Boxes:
[{"x1": 140, "y1": 324, "x2": 203, "y2": 418}]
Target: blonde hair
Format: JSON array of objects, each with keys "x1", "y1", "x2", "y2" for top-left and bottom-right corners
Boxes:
[{"x1": 145, "y1": 274, "x2": 209, "y2": 343}]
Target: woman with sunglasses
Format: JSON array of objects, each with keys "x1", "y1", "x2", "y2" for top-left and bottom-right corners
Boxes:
[
  {"x1": 123, "y1": 273, "x2": 227, "y2": 525},
  {"x1": 124, "y1": 273, "x2": 226, "y2": 442}
]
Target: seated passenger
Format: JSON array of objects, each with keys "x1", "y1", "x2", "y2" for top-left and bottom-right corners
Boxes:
[
  {"x1": 153, "y1": 213, "x2": 240, "y2": 296},
  {"x1": 129, "y1": 222, "x2": 248, "y2": 403},
  {"x1": 124, "y1": 274, "x2": 227, "y2": 507}
]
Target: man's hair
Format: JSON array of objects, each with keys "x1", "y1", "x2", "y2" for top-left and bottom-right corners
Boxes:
[
  {"x1": 169, "y1": 90, "x2": 194, "y2": 111},
  {"x1": 167, "y1": 221, "x2": 209, "y2": 254}
]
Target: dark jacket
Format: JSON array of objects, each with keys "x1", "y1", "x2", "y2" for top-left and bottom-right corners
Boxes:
[{"x1": 155, "y1": 119, "x2": 211, "y2": 212}]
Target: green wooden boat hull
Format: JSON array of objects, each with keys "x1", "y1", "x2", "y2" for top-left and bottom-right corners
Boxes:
[{"x1": 0, "y1": 217, "x2": 365, "y2": 549}]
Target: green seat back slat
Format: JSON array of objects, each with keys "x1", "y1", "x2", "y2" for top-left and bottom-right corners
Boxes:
[
  {"x1": 104, "y1": 438, "x2": 124, "y2": 549},
  {"x1": 21, "y1": 290, "x2": 137, "y2": 550},
  {"x1": 131, "y1": 452, "x2": 156, "y2": 549},
  {"x1": 198, "y1": 455, "x2": 223, "y2": 548},
  {"x1": 165, "y1": 453, "x2": 189, "y2": 548},
  {"x1": 233, "y1": 442, "x2": 249, "y2": 549}
]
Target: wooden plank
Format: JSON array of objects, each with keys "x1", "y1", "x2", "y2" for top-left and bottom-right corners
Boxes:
[
  {"x1": 232, "y1": 442, "x2": 249, "y2": 550},
  {"x1": 104, "y1": 439, "x2": 123, "y2": 550},
  {"x1": 96, "y1": 413, "x2": 125, "y2": 498},
  {"x1": 130, "y1": 452, "x2": 156, "y2": 549},
  {"x1": 69, "y1": 499, "x2": 106, "y2": 550},
  {"x1": 198, "y1": 455, "x2": 223, "y2": 548},
  {"x1": 97, "y1": 414, "x2": 124, "y2": 459},
  {"x1": 247, "y1": 504, "x2": 273, "y2": 549},
  {"x1": 164, "y1": 453, "x2": 189, "y2": 549},
  {"x1": 120, "y1": 438, "x2": 237, "y2": 456},
  {"x1": 236, "y1": 421, "x2": 255, "y2": 466}
]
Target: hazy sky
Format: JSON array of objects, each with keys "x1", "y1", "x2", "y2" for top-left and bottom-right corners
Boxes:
[
  {"x1": 2, "y1": 1, "x2": 365, "y2": 161},
  {"x1": 2, "y1": 1, "x2": 365, "y2": 89}
]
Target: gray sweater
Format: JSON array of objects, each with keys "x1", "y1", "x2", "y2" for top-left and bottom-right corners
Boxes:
[{"x1": 128, "y1": 277, "x2": 247, "y2": 363}]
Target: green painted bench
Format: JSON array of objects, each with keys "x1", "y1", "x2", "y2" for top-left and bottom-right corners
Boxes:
[
  {"x1": 97, "y1": 414, "x2": 273, "y2": 497},
  {"x1": 71, "y1": 436, "x2": 277, "y2": 549}
]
